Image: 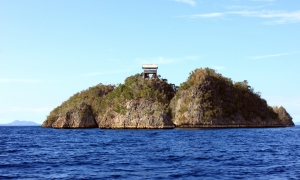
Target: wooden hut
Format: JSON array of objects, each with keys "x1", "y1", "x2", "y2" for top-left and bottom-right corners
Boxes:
[{"x1": 142, "y1": 64, "x2": 158, "y2": 78}]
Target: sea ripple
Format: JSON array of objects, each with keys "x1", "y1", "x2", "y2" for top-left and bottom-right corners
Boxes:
[{"x1": 1, "y1": 126, "x2": 300, "y2": 179}]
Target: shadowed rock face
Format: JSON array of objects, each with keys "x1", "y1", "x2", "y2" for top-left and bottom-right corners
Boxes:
[
  {"x1": 50, "y1": 102, "x2": 97, "y2": 129},
  {"x1": 97, "y1": 99, "x2": 174, "y2": 129}
]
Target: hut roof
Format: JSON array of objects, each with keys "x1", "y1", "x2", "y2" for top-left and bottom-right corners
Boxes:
[{"x1": 142, "y1": 64, "x2": 158, "y2": 69}]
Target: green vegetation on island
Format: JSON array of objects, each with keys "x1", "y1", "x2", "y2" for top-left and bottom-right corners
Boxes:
[{"x1": 105, "y1": 74, "x2": 175, "y2": 114}]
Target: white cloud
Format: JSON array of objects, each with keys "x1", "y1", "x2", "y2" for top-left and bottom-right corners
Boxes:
[
  {"x1": 1, "y1": 107, "x2": 52, "y2": 113},
  {"x1": 212, "y1": 66, "x2": 226, "y2": 70},
  {"x1": 264, "y1": 95, "x2": 300, "y2": 122},
  {"x1": 266, "y1": 96, "x2": 300, "y2": 107},
  {"x1": 0, "y1": 78, "x2": 41, "y2": 83},
  {"x1": 230, "y1": 10, "x2": 300, "y2": 24},
  {"x1": 224, "y1": 5, "x2": 263, "y2": 10},
  {"x1": 189, "y1": 13, "x2": 224, "y2": 18},
  {"x1": 293, "y1": 115, "x2": 300, "y2": 120},
  {"x1": 251, "y1": 0, "x2": 275, "y2": 2},
  {"x1": 264, "y1": 96, "x2": 300, "y2": 112},
  {"x1": 136, "y1": 56, "x2": 200, "y2": 65},
  {"x1": 81, "y1": 70, "x2": 131, "y2": 77},
  {"x1": 0, "y1": 69, "x2": 131, "y2": 83},
  {"x1": 182, "y1": 10, "x2": 300, "y2": 24},
  {"x1": 185, "y1": 56, "x2": 200, "y2": 60},
  {"x1": 249, "y1": 51, "x2": 300, "y2": 59},
  {"x1": 137, "y1": 57, "x2": 177, "y2": 65},
  {"x1": 175, "y1": 0, "x2": 197, "y2": 6},
  {"x1": 109, "y1": 59, "x2": 121, "y2": 63}
]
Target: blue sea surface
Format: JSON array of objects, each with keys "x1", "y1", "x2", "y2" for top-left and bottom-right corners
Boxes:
[{"x1": 0, "y1": 126, "x2": 300, "y2": 179}]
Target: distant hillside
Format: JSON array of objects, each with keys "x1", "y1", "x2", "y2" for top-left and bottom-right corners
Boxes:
[{"x1": 0, "y1": 120, "x2": 41, "y2": 126}]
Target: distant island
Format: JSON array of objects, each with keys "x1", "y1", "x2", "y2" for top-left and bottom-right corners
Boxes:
[
  {"x1": 42, "y1": 67, "x2": 294, "y2": 129},
  {"x1": 0, "y1": 120, "x2": 41, "y2": 126}
]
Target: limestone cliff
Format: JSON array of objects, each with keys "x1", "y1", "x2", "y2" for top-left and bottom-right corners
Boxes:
[
  {"x1": 97, "y1": 99, "x2": 174, "y2": 129},
  {"x1": 42, "y1": 74, "x2": 176, "y2": 129},
  {"x1": 51, "y1": 102, "x2": 97, "y2": 128},
  {"x1": 42, "y1": 84, "x2": 114, "y2": 128},
  {"x1": 273, "y1": 106, "x2": 294, "y2": 126},
  {"x1": 169, "y1": 68, "x2": 294, "y2": 127},
  {"x1": 95, "y1": 74, "x2": 175, "y2": 128}
]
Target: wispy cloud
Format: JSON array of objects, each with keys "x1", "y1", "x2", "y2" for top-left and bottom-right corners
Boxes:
[
  {"x1": 249, "y1": 51, "x2": 300, "y2": 59},
  {"x1": 264, "y1": 95, "x2": 300, "y2": 121},
  {"x1": 109, "y1": 59, "x2": 121, "y2": 63},
  {"x1": 0, "y1": 78, "x2": 62, "y2": 83},
  {"x1": 212, "y1": 66, "x2": 226, "y2": 70},
  {"x1": 251, "y1": 0, "x2": 275, "y2": 2},
  {"x1": 265, "y1": 96, "x2": 300, "y2": 110},
  {"x1": 136, "y1": 56, "x2": 200, "y2": 65},
  {"x1": 188, "y1": 13, "x2": 224, "y2": 18},
  {"x1": 175, "y1": 0, "x2": 197, "y2": 6},
  {"x1": 81, "y1": 70, "x2": 131, "y2": 77},
  {"x1": 185, "y1": 56, "x2": 200, "y2": 60},
  {"x1": 0, "y1": 78, "x2": 42, "y2": 83},
  {"x1": 0, "y1": 69, "x2": 131, "y2": 83},
  {"x1": 224, "y1": 5, "x2": 263, "y2": 10},
  {"x1": 231, "y1": 10, "x2": 300, "y2": 24},
  {"x1": 2, "y1": 107, "x2": 52, "y2": 113},
  {"x1": 181, "y1": 10, "x2": 300, "y2": 24},
  {"x1": 137, "y1": 57, "x2": 177, "y2": 65}
]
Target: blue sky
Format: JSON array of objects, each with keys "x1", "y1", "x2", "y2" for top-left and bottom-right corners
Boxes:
[{"x1": 0, "y1": 0, "x2": 299, "y2": 124}]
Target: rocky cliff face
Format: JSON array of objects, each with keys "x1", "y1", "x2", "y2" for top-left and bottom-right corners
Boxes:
[
  {"x1": 42, "y1": 84, "x2": 114, "y2": 128},
  {"x1": 42, "y1": 102, "x2": 97, "y2": 128},
  {"x1": 273, "y1": 106, "x2": 295, "y2": 126},
  {"x1": 52, "y1": 102, "x2": 97, "y2": 128},
  {"x1": 42, "y1": 74, "x2": 176, "y2": 129},
  {"x1": 97, "y1": 99, "x2": 174, "y2": 129},
  {"x1": 41, "y1": 119, "x2": 54, "y2": 128},
  {"x1": 95, "y1": 74, "x2": 176, "y2": 129},
  {"x1": 170, "y1": 68, "x2": 294, "y2": 128}
]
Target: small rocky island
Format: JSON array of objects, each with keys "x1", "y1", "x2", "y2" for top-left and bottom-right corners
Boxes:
[{"x1": 42, "y1": 66, "x2": 294, "y2": 129}]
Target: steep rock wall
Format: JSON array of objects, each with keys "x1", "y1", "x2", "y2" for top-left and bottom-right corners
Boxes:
[
  {"x1": 42, "y1": 102, "x2": 97, "y2": 128},
  {"x1": 97, "y1": 99, "x2": 174, "y2": 129}
]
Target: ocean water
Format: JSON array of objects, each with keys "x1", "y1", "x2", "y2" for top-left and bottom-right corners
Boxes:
[{"x1": 0, "y1": 126, "x2": 300, "y2": 179}]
